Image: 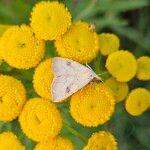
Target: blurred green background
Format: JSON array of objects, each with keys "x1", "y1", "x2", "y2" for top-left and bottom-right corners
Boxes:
[{"x1": 0, "y1": 0, "x2": 150, "y2": 150}]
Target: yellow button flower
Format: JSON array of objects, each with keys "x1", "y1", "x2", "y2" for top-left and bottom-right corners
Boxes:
[
  {"x1": 70, "y1": 83, "x2": 115, "y2": 127},
  {"x1": 31, "y1": 1, "x2": 72, "y2": 40},
  {"x1": 99, "y1": 33, "x2": 120, "y2": 56},
  {"x1": 0, "y1": 24, "x2": 11, "y2": 36},
  {"x1": 55, "y1": 21, "x2": 99, "y2": 64},
  {"x1": 19, "y1": 98, "x2": 62, "y2": 142},
  {"x1": 83, "y1": 131, "x2": 118, "y2": 150},
  {"x1": 106, "y1": 50, "x2": 137, "y2": 82},
  {"x1": 136, "y1": 56, "x2": 150, "y2": 80},
  {"x1": 0, "y1": 75, "x2": 26, "y2": 121},
  {"x1": 0, "y1": 25, "x2": 45, "y2": 69},
  {"x1": 105, "y1": 77, "x2": 129, "y2": 102},
  {"x1": 33, "y1": 58, "x2": 53, "y2": 100},
  {"x1": 34, "y1": 136, "x2": 74, "y2": 150},
  {"x1": 0, "y1": 132, "x2": 25, "y2": 150},
  {"x1": 0, "y1": 24, "x2": 11, "y2": 61},
  {"x1": 125, "y1": 88, "x2": 150, "y2": 116}
]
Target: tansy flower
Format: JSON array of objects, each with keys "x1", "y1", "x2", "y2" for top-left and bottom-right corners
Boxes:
[
  {"x1": 125, "y1": 88, "x2": 150, "y2": 116},
  {"x1": 0, "y1": 132, "x2": 25, "y2": 150},
  {"x1": 99, "y1": 33, "x2": 120, "y2": 56},
  {"x1": 83, "y1": 131, "x2": 118, "y2": 150},
  {"x1": 136, "y1": 56, "x2": 150, "y2": 80},
  {"x1": 0, "y1": 75, "x2": 26, "y2": 121},
  {"x1": 33, "y1": 58, "x2": 53, "y2": 100},
  {"x1": 70, "y1": 83, "x2": 115, "y2": 127},
  {"x1": 30, "y1": 1, "x2": 72, "y2": 40},
  {"x1": 106, "y1": 50, "x2": 137, "y2": 82},
  {"x1": 0, "y1": 25, "x2": 45, "y2": 69},
  {"x1": 105, "y1": 77, "x2": 129, "y2": 102},
  {"x1": 34, "y1": 136, "x2": 74, "y2": 150},
  {"x1": 55, "y1": 21, "x2": 99, "y2": 64},
  {"x1": 19, "y1": 98, "x2": 62, "y2": 142},
  {"x1": 0, "y1": 24, "x2": 11, "y2": 36},
  {"x1": 0, "y1": 24, "x2": 11, "y2": 61}
]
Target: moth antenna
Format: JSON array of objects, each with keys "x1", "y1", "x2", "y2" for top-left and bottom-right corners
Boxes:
[{"x1": 85, "y1": 62, "x2": 92, "y2": 70}]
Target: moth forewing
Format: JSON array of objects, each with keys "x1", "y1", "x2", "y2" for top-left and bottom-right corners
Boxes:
[{"x1": 51, "y1": 57, "x2": 102, "y2": 102}]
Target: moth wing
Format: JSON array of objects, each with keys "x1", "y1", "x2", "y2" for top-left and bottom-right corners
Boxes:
[
  {"x1": 52, "y1": 57, "x2": 101, "y2": 102},
  {"x1": 51, "y1": 75, "x2": 75, "y2": 102},
  {"x1": 52, "y1": 74, "x2": 93, "y2": 103},
  {"x1": 52, "y1": 57, "x2": 76, "y2": 76}
]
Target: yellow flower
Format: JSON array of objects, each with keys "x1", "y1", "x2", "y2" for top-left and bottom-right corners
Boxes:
[
  {"x1": 34, "y1": 136, "x2": 74, "y2": 150},
  {"x1": 136, "y1": 56, "x2": 150, "y2": 80},
  {"x1": 30, "y1": 1, "x2": 72, "y2": 40},
  {"x1": 70, "y1": 83, "x2": 115, "y2": 127},
  {"x1": 99, "y1": 33, "x2": 120, "y2": 56},
  {"x1": 125, "y1": 88, "x2": 150, "y2": 116},
  {"x1": 106, "y1": 50, "x2": 137, "y2": 82},
  {"x1": 0, "y1": 24, "x2": 11, "y2": 36},
  {"x1": 105, "y1": 77, "x2": 129, "y2": 102},
  {"x1": 0, "y1": 24, "x2": 11, "y2": 61},
  {"x1": 33, "y1": 58, "x2": 53, "y2": 100},
  {"x1": 83, "y1": 131, "x2": 118, "y2": 150},
  {"x1": 0, "y1": 132, "x2": 25, "y2": 150},
  {"x1": 0, "y1": 75, "x2": 26, "y2": 121},
  {"x1": 55, "y1": 21, "x2": 99, "y2": 64},
  {"x1": 19, "y1": 98, "x2": 62, "y2": 142},
  {"x1": 0, "y1": 25, "x2": 45, "y2": 69}
]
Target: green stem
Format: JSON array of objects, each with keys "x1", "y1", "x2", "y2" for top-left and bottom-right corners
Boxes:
[
  {"x1": 63, "y1": 122, "x2": 87, "y2": 144},
  {"x1": 94, "y1": 55, "x2": 103, "y2": 75},
  {"x1": 18, "y1": 133, "x2": 25, "y2": 141},
  {"x1": 98, "y1": 71, "x2": 109, "y2": 76}
]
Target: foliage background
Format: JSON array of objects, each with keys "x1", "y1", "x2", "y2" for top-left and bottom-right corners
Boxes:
[{"x1": 0, "y1": 0, "x2": 150, "y2": 150}]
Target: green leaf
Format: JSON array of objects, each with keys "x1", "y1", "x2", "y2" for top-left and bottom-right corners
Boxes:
[
  {"x1": 96, "y1": 0, "x2": 149, "y2": 13},
  {"x1": 112, "y1": 26, "x2": 150, "y2": 53},
  {"x1": 95, "y1": 16, "x2": 128, "y2": 30}
]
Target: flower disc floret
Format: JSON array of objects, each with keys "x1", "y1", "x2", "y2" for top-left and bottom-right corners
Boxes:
[
  {"x1": 99, "y1": 33, "x2": 120, "y2": 55},
  {"x1": 0, "y1": 24, "x2": 12, "y2": 61},
  {"x1": 19, "y1": 98, "x2": 62, "y2": 142},
  {"x1": 0, "y1": 25, "x2": 45, "y2": 69},
  {"x1": 34, "y1": 136, "x2": 74, "y2": 150},
  {"x1": 33, "y1": 58, "x2": 53, "y2": 100},
  {"x1": 70, "y1": 83, "x2": 115, "y2": 127},
  {"x1": 106, "y1": 50, "x2": 137, "y2": 82},
  {"x1": 0, "y1": 132, "x2": 25, "y2": 150},
  {"x1": 0, "y1": 75, "x2": 26, "y2": 121},
  {"x1": 105, "y1": 77, "x2": 129, "y2": 102},
  {"x1": 0, "y1": 24, "x2": 11, "y2": 36},
  {"x1": 125, "y1": 88, "x2": 150, "y2": 116},
  {"x1": 136, "y1": 56, "x2": 150, "y2": 80},
  {"x1": 31, "y1": 1, "x2": 72, "y2": 40},
  {"x1": 55, "y1": 21, "x2": 99, "y2": 64},
  {"x1": 83, "y1": 131, "x2": 118, "y2": 150}
]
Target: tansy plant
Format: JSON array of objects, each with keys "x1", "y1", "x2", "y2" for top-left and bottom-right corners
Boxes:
[{"x1": 0, "y1": 1, "x2": 150, "y2": 150}]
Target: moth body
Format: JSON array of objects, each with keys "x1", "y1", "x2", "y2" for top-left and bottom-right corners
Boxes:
[{"x1": 51, "y1": 57, "x2": 102, "y2": 102}]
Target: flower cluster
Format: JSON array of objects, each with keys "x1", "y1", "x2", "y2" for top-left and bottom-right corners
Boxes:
[
  {"x1": 0, "y1": 75, "x2": 26, "y2": 121},
  {"x1": 19, "y1": 98, "x2": 62, "y2": 142},
  {"x1": 83, "y1": 131, "x2": 118, "y2": 150},
  {"x1": 35, "y1": 136, "x2": 74, "y2": 150},
  {"x1": 55, "y1": 21, "x2": 99, "y2": 63},
  {"x1": 0, "y1": 132, "x2": 25, "y2": 150},
  {"x1": 70, "y1": 83, "x2": 115, "y2": 127},
  {"x1": 0, "y1": 1, "x2": 149, "y2": 150},
  {"x1": 0, "y1": 25, "x2": 45, "y2": 69}
]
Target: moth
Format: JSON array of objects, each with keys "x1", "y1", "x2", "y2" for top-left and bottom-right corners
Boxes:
[{"x1": 51, "y1": 57, "x2": 102, "y2": 102}]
